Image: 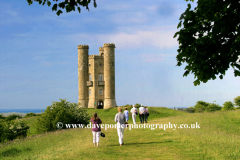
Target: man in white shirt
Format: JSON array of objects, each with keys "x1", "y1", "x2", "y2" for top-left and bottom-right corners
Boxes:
[
  {"x1": 139, "y1": 104, "x2": 146, "y2": 123},
  {"x1": 130, "y1": 105, "x2": 137, "y2": 124}
]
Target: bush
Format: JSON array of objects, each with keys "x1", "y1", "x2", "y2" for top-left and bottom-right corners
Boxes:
[
  {"x1": 193, "y1": 101, "x2": 211, "y2": 113},
  {"x1": 135, "y1": 103, "x2": 141, "y2": 108},
  {"x1": 0, "y1": 119, "x2": 29, "y2": 143},
  {"x1": 36, "y1": 99, "x2": 90, "y2": 133},
  {"x1": 222, "y1": 101, "x2": 235, "y2": 111},
  {"x1": 194, "y1": 104, "x2": 206, "y2": 112},
  {"x1": 234, "y1": 96, "x2": 240, "y2": 107},
  {"x1": 24, "y1": 112, "x2": 37, "y2": 118},
  {"x1": 196, "y1": 101, "x2": 210, "y2": 107},
  {"x1": 185, "y1": 107, "x2": 194, "y2": 113},
  {"x1": 123, "y1": 104, "x2": 132, "y2": 110},
  {"x1": 205, "y1": 103, "x2": 222, "y2": 112},
  {"x1": 0, "y1": 114, "x2": 5, "y2": 120},
  {"x1": 0, "y1": 122, "x2": 4, "y2": 142},
  {"x1": 5, "y1": 114, "x2": 22, "y2": 121}
]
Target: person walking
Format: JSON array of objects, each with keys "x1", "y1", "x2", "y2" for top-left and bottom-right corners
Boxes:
[
  {"x1": 145, "y1": 107, "x2": 149, "y2": 123},
  {"x1": 90, "y1": 113, "x2": 102, "y2": 147},
  {"x1": 114, "y1": 107, "x2": 126, "y2": 146},
  {"x1": 130, "y1": 105, "x2": 137, "y2": 124},
  {"x1": 124, "y1": 107, "x2": 129, "y2": 122},
  {"x1": 139, "y1": 105, "x2": 146, "y2": 123}
]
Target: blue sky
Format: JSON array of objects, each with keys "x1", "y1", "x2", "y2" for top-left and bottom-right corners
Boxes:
[{"x1": 0, "y1": 0, "x2": 239, "y2": 109}]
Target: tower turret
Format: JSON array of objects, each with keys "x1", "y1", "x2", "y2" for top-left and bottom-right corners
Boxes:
[
  {"x1": 103, "y1": 43, "x2": 117, "y2": 109},
  {"x1": 78, "y1": 45, "x2": 89, "y2": 108},
  {"x1": 99, "y1": 47, "x2": 104, "y2": 56}
]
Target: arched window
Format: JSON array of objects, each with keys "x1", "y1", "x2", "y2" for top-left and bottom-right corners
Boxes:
[
  {"x1": 89, "y1": 74, "x2": 92, "y2": 81},
  {"x1": 98, "y1": 74, "x2": 103, "y2": 81}
]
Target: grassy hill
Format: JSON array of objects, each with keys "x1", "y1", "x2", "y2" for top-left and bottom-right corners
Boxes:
[{"x1": 0, "y1": 107, "x2": 239, "y2": 159}]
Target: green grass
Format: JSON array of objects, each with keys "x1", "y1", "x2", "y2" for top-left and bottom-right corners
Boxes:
[
  {"x1": 87, "y1": 106, "x2": 187, "y2": 124},
  {"x1": 0, "y1": 108, "x2": 240, "y2": 159}
]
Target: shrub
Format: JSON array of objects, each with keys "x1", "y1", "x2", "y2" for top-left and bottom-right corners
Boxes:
[
  {"x1": 24, "y1": 112, "x2": 37, "y2": 118},
  {"x1": 196, "y1": 101, "x2": 210, "y2": 107},
  {"x1": 185, "y1": 107, "x2": 194, "y2": 113},
  {"x1": 222, "y1": 101, "x2": 235, "y2": 111},
  {"x1": 36, "y1": 99, "x2": 90, "y2": 133},
  {"x1": 194, "y1": 104, "x2": 206, "y2": 113},
  {"x1": 124, "y1": 104, "x2": 132, "y2": 110},
  {"x1": 234, "y1": 96, "x2": 240, "y2": 107},
  {"x1": 5, "y1": 114, "x2": 22, "y2": 121},
  {"x1": 0, "y1": 119, "x2": 29, "y2": 143},
  {"x1": 0, "y1": 122, "x2": 4, "y2": 142},
  {"x1": 135, "y1": 103, "x2": 141, "y2": 108},
  {"x1": 0, "y1": 114, "x2": 5, "y2": 120},
  {"x1": 205, "y1": 103, "x2": 222, "y2": 112}
]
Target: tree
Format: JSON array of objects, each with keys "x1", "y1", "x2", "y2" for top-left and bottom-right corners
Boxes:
[
  {"x1": 174, "y1": 0, "x2": 240, "y2": 86},
  {"x1": 27, "y1": 0, "x2": 97, "y2": 16},
  {"x1": 222, "y1": 101, "x2": 234, "y2": 111},
  {"x1": 234, "y1": 96, "x2": 240, "y2": 107}
]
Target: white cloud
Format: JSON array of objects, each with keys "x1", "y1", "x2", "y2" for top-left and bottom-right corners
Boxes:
[
  {"x1": 131, "y1": 53, "x2": 176, "y2": 63},
  {"x1": 70, "y1": 27, "x2": 179, "y2": 49}
]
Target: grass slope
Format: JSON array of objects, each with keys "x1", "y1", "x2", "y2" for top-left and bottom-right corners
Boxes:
[{"x1": 0, "y1": 107, "x2": 239, "y2": 159}]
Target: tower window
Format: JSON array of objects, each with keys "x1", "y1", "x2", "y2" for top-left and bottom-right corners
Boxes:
[
  {"x1": 98, "y1": 74, "x2": 103, "y2": 81},
  {"x1": 99, "y1": 89, "x2": 103, "y2": 95},
  {"x1": 112, "y1": 62, "x2": 114, "y2": 66},
  {"x1": 89, "y1": 89, "x2": 91, "y2": 95},
  {"x1": 89, "y1": 64, "x2": 91, "y2": 66},
  {"x1": 99, "y1": 63, "x2": 102, "y2": 66},
  {"x1": 89, "y1": 74, "x2": 92, "y2": 81}
]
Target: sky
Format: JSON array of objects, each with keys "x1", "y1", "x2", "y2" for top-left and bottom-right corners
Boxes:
[{"x1": 0, "y1": 0, "x2": 239, "y2": 109}]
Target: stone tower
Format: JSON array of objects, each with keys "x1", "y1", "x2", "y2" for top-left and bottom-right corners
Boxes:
[
  {"x1": 77, "y1": 43, "x2": 117, "y2": 109},
  {"x1": 77, "y1": 45, "x2": 89, "y2": 108}
]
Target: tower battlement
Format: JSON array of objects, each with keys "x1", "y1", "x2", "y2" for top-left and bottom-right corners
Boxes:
[
  {"x1": 89, "y1": 54, "x2": 103, "y2": 59},
  {"x1": 103, "y1": 43, "x2": 115, "y2": 47},
  {"x1": 77, "y1": 45, "x2": 89, "y2": 49}
]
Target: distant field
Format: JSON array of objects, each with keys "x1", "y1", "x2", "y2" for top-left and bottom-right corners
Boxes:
[
  {"x1": 0, "y1": 107, "x2": 239, "y2": 159},
  {"x1": 0, "y1": 112, "x2": 27, "y2": 117},
  {"x1": 0, "y1": 112, "x2": 42, "y2": 117}
]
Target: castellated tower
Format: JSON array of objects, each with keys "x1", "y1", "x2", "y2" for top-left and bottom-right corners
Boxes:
[
  {"x1": 77, "y1": 43, "x2": 117, "y2": 109},
  {"x1": 103, "y1": 43, "x2": 117, "y2": 109},
  {"x1": 78, "y1": 45, "x2": 89, "y2": 108}
]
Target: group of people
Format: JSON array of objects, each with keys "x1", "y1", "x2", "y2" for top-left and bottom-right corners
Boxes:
[
  {"x1": 90, "y1": 105, "x2": 149, "y2": 147},
  {"x1": 129, "y1": 104, "x2": 149, "y2": 124}
]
